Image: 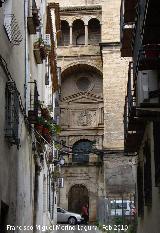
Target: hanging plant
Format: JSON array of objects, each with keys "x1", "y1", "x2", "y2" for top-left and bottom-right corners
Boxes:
[{"x1": 35, "y1": 116, "x2": 45, "y2": 134}]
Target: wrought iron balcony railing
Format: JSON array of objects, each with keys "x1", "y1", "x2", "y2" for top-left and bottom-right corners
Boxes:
[
  {"x1": 138, "y1": 44, "x2": 160, "y2": 70},
  {"x1": 28, "y1": 81, "x2": 39, "y2": 124},
  {"x1": 124, "y1": 62, "x2": 145, "y2": 153},
  {"x1": 4, "y1": 14, "x2": 23, "y2": 46}
]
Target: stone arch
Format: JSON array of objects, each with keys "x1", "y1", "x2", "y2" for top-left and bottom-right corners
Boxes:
[
  {"x1": 59, "y1": 20, "x2": 70, "y2": 46},
  {"x1": 72, "y1": 19, "x2": 85, "y2": 45},
  {"x1": 69, "y1": 135, "x2": 96, "y2": 146},
  {"x1": 88, "y1": 18, "x2": 101, "y2": 44},
  {"x1": 68, "y1": 184, "x2": 89, "y2": 214},
  {"x1": 87, "y1": 15, "x2": 102, "y2": 25},
  {"x1": 71, "y1": 16, "x2": 85, "y2": 24},
  {"x1": 61, "y1": 62, "x2": 103, "y2": 80},
  {"x1": 60, "y1": 16, "x2": 73, "y2": 26}
]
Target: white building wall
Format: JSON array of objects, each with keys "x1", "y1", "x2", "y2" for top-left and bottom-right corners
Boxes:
[{"x1": 0, "y1": 0, "x2": 59, "y2": 231}]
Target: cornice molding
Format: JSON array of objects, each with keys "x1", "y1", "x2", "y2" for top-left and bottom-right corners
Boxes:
[{"x1": 60, "y1": 5, "x2": 102, "y2": 12}]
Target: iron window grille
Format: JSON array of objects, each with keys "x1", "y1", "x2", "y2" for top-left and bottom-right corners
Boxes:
[
  {"x1": 4, "y1": 14, "x2": 23, "y2": 46},
  {"x1": 28, "y1": 81, "x2": 39, "y2": 124},
  {"x1": 5, "y1": 81, "x2": 20, "y2": 147},
  {"x1": 72, "y1": 140, "x2": 93, "y2": 163}
]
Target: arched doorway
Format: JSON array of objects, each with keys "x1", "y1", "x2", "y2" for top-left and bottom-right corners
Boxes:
[{"x1": 68, "y1": 184, "x2": 89, "y2": 214}]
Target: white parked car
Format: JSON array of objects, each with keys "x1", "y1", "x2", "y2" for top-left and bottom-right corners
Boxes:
[{"x1": 57, "y1": 207, "x2": 84, "y2": 225}]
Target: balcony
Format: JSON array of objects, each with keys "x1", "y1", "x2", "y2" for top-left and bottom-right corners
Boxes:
[
  {"x1": 33, "y1": 38, "x2": 48, "y2": 64},
  {"x1": 28, "y1": 81, "x2": 39, "y2": 124},
  {"x1": 142, "y1": 2, "x2": 160, "y2": 45},
  {"x1": 138, "y1": 44, "x2": 160, "y2": 71},
  {"x1": 27, "y1": 0, "x2": 41, "y2": 34},
  {"x1": 120, "y1": 0, "x2": 137, "y2": 57},
  {"x1": 132, "y1": 1, "x2": 160, "y2": 77},
  {"x1": 124, "y1": 62, "x2": 145, "y2": 153},
  {"x1": 124, "y1": 99, "x2": 145, "y2": 153}
]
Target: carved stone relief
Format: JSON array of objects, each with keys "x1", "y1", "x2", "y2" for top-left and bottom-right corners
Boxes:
[{"x1": 71, "y1": 109, "x2": 97, "y2": 127}]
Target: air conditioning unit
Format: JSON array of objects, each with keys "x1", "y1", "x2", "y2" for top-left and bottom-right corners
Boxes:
[
  {"x1": 44, "y1": 34, "x2": 51, "y2": 50},
  {"x1": 137, "y1": 70, "x2": 159, "y2": 106},
  {"x1": 57, "y1": 177, "x2": 64, "y2": 188}
]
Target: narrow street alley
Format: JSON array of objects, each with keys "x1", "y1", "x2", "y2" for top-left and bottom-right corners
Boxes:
[{"x1": 1, "y1": 0, "x2": 160, "y2": 233}]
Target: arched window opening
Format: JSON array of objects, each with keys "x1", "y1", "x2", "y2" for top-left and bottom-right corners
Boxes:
[
  {"x1": 72, "y1": 139, "x2": 93, "y2": 163},
  {"x1": 73, "y1": 19, "x2": 85, "y2": 46},
  {"x1": 88, "y1": 18, "x2": 101, "y2": 45},
  {"x1": 59, "y1": 20, "x2": 70, "y2": 46}
]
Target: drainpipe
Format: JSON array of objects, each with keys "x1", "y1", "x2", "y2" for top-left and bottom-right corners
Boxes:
[{"x1": 24, "y1": 0, "x2": 28, "y2": 113}]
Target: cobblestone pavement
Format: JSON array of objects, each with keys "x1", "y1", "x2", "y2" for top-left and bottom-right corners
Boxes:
[{"x1": 52, "y1": 224, "x2": 102, "y2": 233}]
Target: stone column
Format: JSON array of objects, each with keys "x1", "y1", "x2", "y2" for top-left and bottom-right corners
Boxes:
[
  {"x1": 100, "y1": 23, "x2": 102, "y2": 42},
  {"x1": 85, "y1": 24, "x2": 88, "y2": 46},
  {"x1": 69, "y1": 24, "x2": 73, "y2": 45}
]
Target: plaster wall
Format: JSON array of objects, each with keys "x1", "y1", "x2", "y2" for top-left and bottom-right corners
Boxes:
[
  {"x1": 137, "y1": 123, "x2": 160, "y2": 233},
  {"x1": 0, "y1": 0, "x2": 56, "y2": 231},
  {"x1": 0, "y1": 0, "x2": 34, "y2": 229}
]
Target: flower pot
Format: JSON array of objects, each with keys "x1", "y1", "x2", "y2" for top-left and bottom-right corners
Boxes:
[
  {"x1": 35, "y1": 124, "x2": 43, "y2": 134},
  {"x1": 43, "y1": 127, "x2": 50, "y2": 135}
]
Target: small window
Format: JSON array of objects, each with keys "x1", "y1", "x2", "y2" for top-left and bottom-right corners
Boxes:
[{"x1": 5, "y1": 81, "x2": 20, "y2": 147}]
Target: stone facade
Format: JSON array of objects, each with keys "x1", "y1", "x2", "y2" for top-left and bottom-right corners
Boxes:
[{"x1": 49, "y1": 0, "x2": 135, "y2": 222}]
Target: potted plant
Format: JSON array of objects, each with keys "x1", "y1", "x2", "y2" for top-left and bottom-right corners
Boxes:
[
  {"x1": 34, "y1": 37, "x2": 44, "y2": 48},
  {"x1": 42, "y1": 121, "x2": 52, "y2": 143},
  {"x1": 34, "y1": 38, "x2": 47, "y2": 61},
  {"x1": 35, "y1": 116, "x2": 45, "y2": 134}
]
